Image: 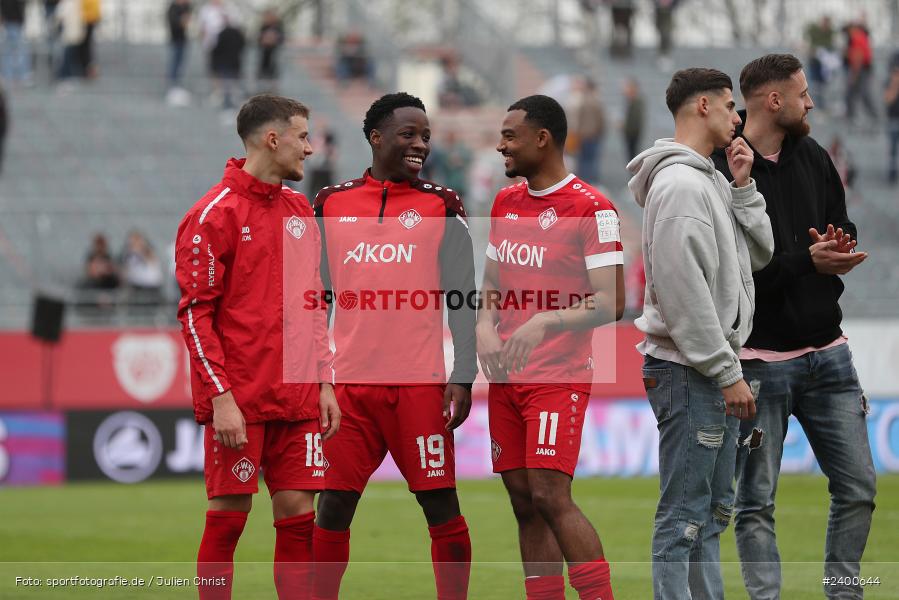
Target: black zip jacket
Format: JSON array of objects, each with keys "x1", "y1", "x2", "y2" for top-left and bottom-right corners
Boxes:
[{"x1": 712, "y1": 114, "x2": 855, "y2": 351}]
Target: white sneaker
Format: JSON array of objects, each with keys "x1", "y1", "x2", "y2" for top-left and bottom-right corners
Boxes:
[{"x1": 166, "y1": 87, "x2": 192, "y2": 107}]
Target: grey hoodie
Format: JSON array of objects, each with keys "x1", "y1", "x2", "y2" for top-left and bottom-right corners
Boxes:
[{"x1": 628, "y1": 139, "x2": 774, "y2": 387}]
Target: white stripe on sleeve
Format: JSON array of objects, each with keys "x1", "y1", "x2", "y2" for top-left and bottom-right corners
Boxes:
[
  {"x1": 187, "y1": 306, "x2": 225, "y2": 393},
  {"x1": 585, "y1": 251, "x2": 624, "y2": 269}
]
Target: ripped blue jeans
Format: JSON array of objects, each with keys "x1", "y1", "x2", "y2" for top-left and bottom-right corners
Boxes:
[
  {"x1": 735, "y1": 343, "x2": 875, "y2": 600},
  {"x1": 643, "y1": 354, "x2": 740, "y2": 600}
]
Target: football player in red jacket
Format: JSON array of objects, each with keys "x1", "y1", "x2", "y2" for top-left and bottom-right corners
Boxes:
[{"x1": 175, "y1": 94, "x2": 340, "y2": 600}]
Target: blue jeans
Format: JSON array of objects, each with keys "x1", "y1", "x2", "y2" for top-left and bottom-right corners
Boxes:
[
  {"x1": 644, "y1": 355, "x2": 740, "y2": 600},
  {"x1": 735, "y1": 343, "x2": 876, "y2": 599},
  {"x1": 2, "y1": 23, "x2": 31, "y2": 82},
  {"x1": 168, "y1": 40, "x2": 187, "y2": 86}
]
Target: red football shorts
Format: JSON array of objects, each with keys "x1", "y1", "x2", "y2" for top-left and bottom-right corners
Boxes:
[
  {"x1": 323, "y1": 384, "x2": 456, "y2": 493},
  {"x1": 488, "y1": 384, "x2": 588, "y2": 477},
  {"x1": 204, "y1": 419, "x2": 325, "y2": 499}
]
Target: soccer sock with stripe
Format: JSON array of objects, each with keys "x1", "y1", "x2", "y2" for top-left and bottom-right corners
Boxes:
[
  {"x1": 568, "y1": 558, "x2": 614, "y2": 600},
  {"x1": 311, "y1": 525, "x2": 350, "y2": 600},
  {"x1": 197, "y1": 510, "x2": 248, "y2": 600},
  {"x1": 525, "y1": 575, "x2": 566, "y2": 600},
  {"x1": 428, "y1": 515, "x2": 472, "y2": 600},
  {"x1": 273, "y1": 511, "x2": 315, "y2": 600}
]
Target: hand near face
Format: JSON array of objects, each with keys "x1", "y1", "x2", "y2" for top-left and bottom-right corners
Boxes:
[{"x1": 726, "y1": 137, "x2": 754, "y2": 188}]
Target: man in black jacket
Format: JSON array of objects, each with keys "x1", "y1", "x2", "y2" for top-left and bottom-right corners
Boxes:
[{"x1": 712, "y1": 54, "x2": 875, "y2": 600}]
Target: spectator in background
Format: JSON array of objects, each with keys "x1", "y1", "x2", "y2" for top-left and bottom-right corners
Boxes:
[
  {"x1": 77, "y1": 233, "x2": 119, "y2": 313},
  {"x1": 82, "y1": 234, "x2": 120, "y2": 290},
  {"x1": 844, "y1": 21, "x2": 877, "y2": 126},
  {"x1": 44, "y1": 0, "x2": 61, "y2": 75},
  {"x1": 571, "y1": 77, "x2": 606, "y2": 184},
  {"x1": 622, "y1": 77, "x2": 645, "y2": 161},
  {"x1": 885, "y1": 57, "x2": 899, "y2": 183},
  {"x1": 804, "y1": 15, "x2": 837, "y2": 112},
  {"x1": 120, "y1": 230, "x2": 164, "y2": 303},
  {"x1": 166, "y1": 0, "x2": 192, "y2": 101},
  {"x1": 828, "y1": 136, "x2": 858, "y2": 197},
  {"x1": 654, "y1": 0, "x2": 680, "y2": 70},
  {"x1": 437, "y1": 54, "x2": 481, "y2": 109},
  {"x1": 211, "y1": 16, "x2": 246, "y2": 110},
  {"x1": 431, "y1": 130, "x2": 471, "y2": 199},
  {"x1": 335, "y1": 30, "x2": 372, "y2": 85},
  {"x1": 608, "y1": 0, "x2": 635, "y2": 59},
  {"x1": 55, "y1": 0, "x2": 84, "y2": 83},
  {"x1": 79, "y1": 0, "x2": 100, "y2": 79},
  {"x1": 256, "y1": 8, "x2": 284, "y2": 93},
  {"x1": 1, "y1": 0, "x2": 33, "y2": 86},
  {"x1": 198, "y1": 0, "x2": 231, "y2": 101},
  {"x1": 307, "y1": 126, "x2": 337, "y2": 197}
]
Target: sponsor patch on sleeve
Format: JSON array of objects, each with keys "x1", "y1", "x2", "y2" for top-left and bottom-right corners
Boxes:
[{"x1": 595, "y1": 210, "x2": 620, "y2": 243}]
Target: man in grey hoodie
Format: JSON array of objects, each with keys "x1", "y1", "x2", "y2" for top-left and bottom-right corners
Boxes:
[{"x1": 627, "y1": 68, "x2": 774, "y2": 599}]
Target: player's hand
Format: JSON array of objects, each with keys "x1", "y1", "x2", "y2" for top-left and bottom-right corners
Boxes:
[
  {"x1": 443, "y1": 383, "x2": 472, "y2": 430},
  {"x1": 319, "y1": 383, "x2": 341, "y2": 440},
  {"x1": 500, "y1": 313, "x2": 549, "y2": 374},
  {"x1": 808, "y1": 224, "x2": 856, "y2": 254},
  {"x1": 476, "y1": 320, "x2": 507, "y2": 382},
  {"x1": 211, "y1": 390, "x2": 247, "y2": 450},
  {"x1": 722, "y1": 379, "x2": 756, "y2": 420},
  {"x1": 810, "y1": 238, "x2": 868, "y2": 274},
  {"x1": 726, "y1": 137, "x2": 754, "y2": 188}
]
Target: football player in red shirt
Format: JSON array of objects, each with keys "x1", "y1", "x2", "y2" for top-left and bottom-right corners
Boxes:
[
  {"x1": 175, "y1": 95, "x2": 340, "y2": 600},
  {"x1": 477, "y1": 95, "x2": 625, "y2": 600},
  {"x1": 312, "y1": 92, "x2": 477, "y2": 600}
]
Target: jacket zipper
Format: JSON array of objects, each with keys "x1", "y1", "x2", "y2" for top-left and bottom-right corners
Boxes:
[{"x1": 378, "y1": 187, "x2": 387, "y2": 223}]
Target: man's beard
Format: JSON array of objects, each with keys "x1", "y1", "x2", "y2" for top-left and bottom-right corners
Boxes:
[{"x1": 781, "y1": 113, "x2": 810, "y2": 137}]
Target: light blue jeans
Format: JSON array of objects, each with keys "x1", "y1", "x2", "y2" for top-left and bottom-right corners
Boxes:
[
  {"x1": 2, "y1": 23, "x2": 31, "y2": 82},
  {"x1": 735, "y1": 343, "x2": 876, "y2": 599},
  {"x1": 644, "y1": 354, "x2": 740, "y2": 600}
]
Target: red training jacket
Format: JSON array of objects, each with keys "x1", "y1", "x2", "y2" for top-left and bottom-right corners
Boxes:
[{"x1": 175, "y1": 158, "x2": 332, "y2": 424}]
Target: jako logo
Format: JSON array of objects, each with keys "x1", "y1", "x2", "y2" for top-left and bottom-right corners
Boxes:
[
  {"x1": 343, "y1": 242, "x2": 415, "y2": 264},
  {"x1": 496, "y1": 239, "x2": 546, "y2": 268},
  {"x1": 338, "y1": 216, "x2": 358, "y2": 223},
  {"x1": 504, "y1": 212, "x2": 519, "y2": 220}
]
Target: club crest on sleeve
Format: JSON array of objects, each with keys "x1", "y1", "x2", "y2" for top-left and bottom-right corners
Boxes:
[
  {"x1": 398, "y1": 209, "x2": 423, "y2": 230},
  {"x1": 232, "y1": 458, "x2": 255, "y2": 483},
  {"x1": 538, "y1": 207, "x2": 558, "y2": 230},
  {"x1": 286, "y1": 216, "x2": 306, "y2": 239}
]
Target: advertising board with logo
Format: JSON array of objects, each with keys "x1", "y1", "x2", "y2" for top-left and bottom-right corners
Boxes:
[{"x1": 66, "y1": 410, "x2": 204, "y2": 483}]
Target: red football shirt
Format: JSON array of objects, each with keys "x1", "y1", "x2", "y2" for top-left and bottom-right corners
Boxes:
[{"x1": 487, "y1": 173, "x2": 623, "y2": 393}]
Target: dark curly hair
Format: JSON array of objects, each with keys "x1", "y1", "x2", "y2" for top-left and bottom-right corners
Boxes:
[
  {"x1": 362, "y1": 92, "x2": 426, "y2": 142},
  {"x1": 507, "y1": 95, "x2": 568, "y2": 149}
]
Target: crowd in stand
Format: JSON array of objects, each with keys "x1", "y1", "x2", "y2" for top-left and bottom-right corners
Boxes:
[{"x1": 77, "y1": 231, "x2": 168, "y2": 313}]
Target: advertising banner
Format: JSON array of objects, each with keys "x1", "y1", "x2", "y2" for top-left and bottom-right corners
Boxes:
[{"x1": 0, "y1": 412, "x2": 65, "y2": 486}]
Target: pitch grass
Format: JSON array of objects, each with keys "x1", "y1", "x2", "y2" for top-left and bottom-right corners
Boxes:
[{"x1": 1, "y1": 475, "x2": 898, "y2": 599}]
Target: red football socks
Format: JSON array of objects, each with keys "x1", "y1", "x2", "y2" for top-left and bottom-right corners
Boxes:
[
  {"x1": 312, "y1": 525, "x2": 350, "y2": 600},
  {"x1": 428, "y1": 515, "x2": 472, "y2": 600},
  {"x1": 273, "y1": 512, "x2": 315, "y2": 600},
  {"x1": 568, "y1": 558, "x2": 614, "y2": 600},
  {"x1": 197, "y1": 510, "x2": 248, "y2": 600},
  {"x1": 525, "y1": 575, "x2": 566, "y2": 600}
]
